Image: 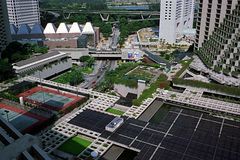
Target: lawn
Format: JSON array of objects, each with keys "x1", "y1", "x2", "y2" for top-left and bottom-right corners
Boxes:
[
  {"x1": 58, "y1": 136, "x2": 92, "y2": 155},
  {"x1": 106, "y1": 108, "x2": 124, "y2": 116}
]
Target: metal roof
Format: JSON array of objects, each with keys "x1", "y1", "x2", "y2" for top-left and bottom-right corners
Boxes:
[
  {"x1": 43, "y1": 23, "x2": 56, "y2": 34},
  {"x1": 82, "y1": 22, "x2": 95, "y2": 35},
  {"x1": 56, "y1": 23, "x2": 69, "y2": 33},
  {"x1": 14, "y1": 51, "x2": 63, "y2": 67}
]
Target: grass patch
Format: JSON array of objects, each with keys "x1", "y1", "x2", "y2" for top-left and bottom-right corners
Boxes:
[
  {"x1": 106, "y1": 108, "x2": 124, "y2": 116},
  {"x1": 58, "y1": 136, "x2": 92, "y2": 156}
]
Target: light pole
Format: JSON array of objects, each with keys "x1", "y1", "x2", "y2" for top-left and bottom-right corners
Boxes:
[
  {"x1": 2, "y1": 110, "x2": 10, "y2": 122},
  {"x1": 38, "y1": 70, "x2": 45, "y2": 103},
  {"x1": 5, "y1": 110, "x2": 9, "y2": 122}
]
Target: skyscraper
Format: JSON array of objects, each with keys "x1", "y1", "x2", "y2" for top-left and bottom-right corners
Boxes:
[
  {"x1": 195, "y1": 0, "x2": 240, "y2": 77},
  {"x1": 159, "y1": 0, "x2": 195, "y2": 44},
  {"x1": 6, "y1": 0, "x2": 40, "y2": 28},
  {"x1": 0, "y1": 0, "x2": 11, "y2": 54}
]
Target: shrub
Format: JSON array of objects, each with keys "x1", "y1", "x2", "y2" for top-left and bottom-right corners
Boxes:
[{"x1": 172, "y1": 78, "x2": 240, "y2": 96}]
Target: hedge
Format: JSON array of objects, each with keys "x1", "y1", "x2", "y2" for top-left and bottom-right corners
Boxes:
[{"x1": 172, "y1": 78, "x2": 240, "y2": 97}]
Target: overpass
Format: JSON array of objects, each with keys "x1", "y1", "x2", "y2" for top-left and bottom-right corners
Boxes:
[
  {"x1": 41, "y1": 9, "x2": 160, "y2": 21},
  {"x1": 54, "y1": 48, "x2": 123, "y2": 60},
  {"x1": 41, "y1": 9, "x2": 160, "y2": 16}
]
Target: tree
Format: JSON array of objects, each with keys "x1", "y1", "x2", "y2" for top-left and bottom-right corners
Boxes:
[
  {"x1": 0, "y1": 59, "x2": 14, "y2": 82},
  {"x1": 1, "y1": 41, "x2": 23, "y2": 62}
]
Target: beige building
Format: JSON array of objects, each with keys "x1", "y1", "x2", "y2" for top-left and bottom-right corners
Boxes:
[
  {"x1": 195, "y1": 0, "x2": 239, "y2": 49},
  {"x1": 0, "y1": 0, "x2": 11, "y2": 54},
  {"x1": 195, "y1": 0, "x2": 240, "y2": 78}
]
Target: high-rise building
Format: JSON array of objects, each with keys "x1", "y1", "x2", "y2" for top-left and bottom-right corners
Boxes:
[
  {"x1": 6, "y1": 0, "x2": 40, "y2": 28},
  {"x1": 195, "y1": 0, "x2": 240, "y2": 77},
  {"x1": 0, "y1": 0, "x2": 11, "y2": 54},
  {"x1": 159, "y1": 0, "x2": 195, "y2": 44}
]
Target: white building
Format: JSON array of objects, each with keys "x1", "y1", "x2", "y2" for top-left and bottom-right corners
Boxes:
[
  {"x1": 0, "y1": 0, "x2": 11, "y2": 54},
  {"x1": 6, "y1": 0, "x2": 40, "y2": 28},
  {"x1": 13, "y1": 51, "x2": 72, "y2": 79},
  {"x1": 159, "y1": 0, "x2": 195, "y2": 44}
]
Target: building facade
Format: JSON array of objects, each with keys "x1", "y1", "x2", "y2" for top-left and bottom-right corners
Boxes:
[
  {"x1": 10, "y1": 22, "x2": 100, "y2": 49},
  {"x1": 159, "y1": 0, "x2": 195, "y2": 44},
  {"x1": 6, "y1": 0, "x2": 40, "y2": 28},
  {"x1": 0, "y1": 0, "x2": 11, "y2": 54},
  {"x1": 195, "y1": 0, "x2": 240, "y2": 78}
]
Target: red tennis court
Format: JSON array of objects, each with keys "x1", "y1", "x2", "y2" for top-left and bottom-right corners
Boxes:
[
  {"x1": 0, "y1": 103, "x2": 48, "y2": 133},
  {"x1": 18, "y1": 86, "x2": 83, "y2": 111}
]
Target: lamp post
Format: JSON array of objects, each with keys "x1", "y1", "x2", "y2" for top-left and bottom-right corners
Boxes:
[
  {"x1": 38, "y1": 70, "x2": 45, "y2": 103},
  {"x1": 2, "y1": 110, "x2": 10, "y2": 122}
]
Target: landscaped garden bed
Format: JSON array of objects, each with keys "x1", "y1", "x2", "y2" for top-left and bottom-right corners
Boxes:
[
  {"x1": 58, "y1": 135, "x2": 92, "y2": 156},
  {"x1": 106, "y1": 107, "x2": 125, "y2": 116}
]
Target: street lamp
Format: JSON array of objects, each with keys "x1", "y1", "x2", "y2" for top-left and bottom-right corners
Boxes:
[{"x1": 1, "y1": 110, "x2": 9, "y2": 122}]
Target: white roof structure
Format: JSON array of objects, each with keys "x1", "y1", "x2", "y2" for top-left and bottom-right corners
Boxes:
[
  {"x1": 82, "y1": 22, "x2": 95, "y2": 35},
  {"x1": 56, "y1": 23, "x2": 69, "y2": 34},
  {"x1": 10, "y1": 24, "x2": 18, "y2": 35},
  {"x1": 69, "y1": 22, "x2": 81, "y2": 33},
  {"x1": 17, "y1": 24, "x2": 31, "y2": 35},
  {"x1": 43, "y1": 23, "x2": 57, "y2": 34},
  {"x1": 31, "y1": 23, "x2": 44, "y2": 34}
]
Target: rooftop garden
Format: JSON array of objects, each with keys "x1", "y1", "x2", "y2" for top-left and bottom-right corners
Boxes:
[
  {"x1": 96, "y1": 62, "x2": 161, "y2": 92},
  {"x1": 126, "y1": 66, "x2": 155, "y2": 83},
  {"x1": 96, "y1": 62, "x2": 139, "y2": 92}
]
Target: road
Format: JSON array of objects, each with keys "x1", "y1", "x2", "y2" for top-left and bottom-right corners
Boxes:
[
  {"x1": 110, "y1": 27, "x2": 120, "y2": 50},
  {"x1": 79, "y1": 60, "x2": 117, "y2": 89}
]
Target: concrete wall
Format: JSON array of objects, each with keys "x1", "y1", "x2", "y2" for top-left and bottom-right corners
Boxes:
[
  {"x1": 114, "y1": 84, "x2": 137, "y2": 97},
  {"x1": 114, "y1": 80, "x2": 147, "y2": 98},
  {"x1": 43, "y1": 39, "x2": 78, "y2": 49}
]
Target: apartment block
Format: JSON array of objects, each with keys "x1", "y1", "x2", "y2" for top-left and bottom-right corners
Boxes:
[
  {"x1": 159, "y1": 0, "x2": 195, "y2": 44},
  {"x1": 6, "y1": 0, "x2": 40, "y2": 28},
  {"x1": 195, "y1": 0, "x2": 240, "y2": 78}
]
